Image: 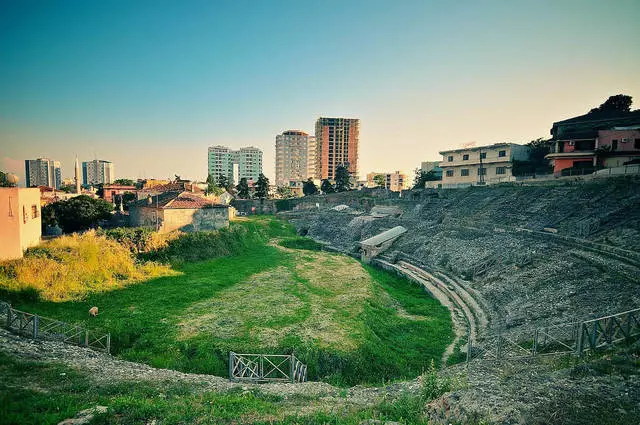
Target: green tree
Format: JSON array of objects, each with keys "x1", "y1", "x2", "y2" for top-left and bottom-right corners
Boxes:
[
  {"x1": 113, "y1": 178, "x2": 135, "y2": 186},
  {"x1": 302, "y1": 178, "x2": 319, "y2": 196},
  {"x1": 236, "y1": 178, "x2": 250, "y2": 199},
  {"x1": 0, "y1": 171, "x2": 17, "y2": 187},
  {"x1": 206, "y1": 174, "x2": 224, "y2": 196},
  {"x1": 321, "y1": 179, "x2": 335, "y2": 194},
  {"x1": 589, "y1": 94, "x2": 633, "y2": 114},
  {"x1": 276, "y1": 186, "x2": 294, "y2": 198},
  {"x1": 255, "y1": 173, "x2": 270, "y2": 199},
  {"x1": 43, "y1": 195, "x2": 114, "y2": 233},
  {"x1": 413, "y1": 168, "x2": 439, "y2": 189},
  {"x1": 334, "y1": 165, "x2": 352, "y2": 192},
  {"x1": 373, "y1": 174, "x2": 386, "y2": 187},
  {"x1": 216, "y1": 174, "x2": 233, "y2": 192}
]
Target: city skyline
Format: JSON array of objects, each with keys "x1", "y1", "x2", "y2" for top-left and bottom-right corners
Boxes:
[{"x1": 1, "y1": 1, "x2": 640, "y2": 185}]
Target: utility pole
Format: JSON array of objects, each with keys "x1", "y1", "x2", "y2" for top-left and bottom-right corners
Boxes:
[{"x1": 479, "y1": 149, "x2": 485, "y2": 185}]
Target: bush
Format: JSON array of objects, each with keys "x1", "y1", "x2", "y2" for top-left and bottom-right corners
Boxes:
[
  {"x1": 101, "y1": 227, "x2": 171, "y2": 254},
  {"x1": 0, "y1": 231, "x2": 174, "y2": 301}
]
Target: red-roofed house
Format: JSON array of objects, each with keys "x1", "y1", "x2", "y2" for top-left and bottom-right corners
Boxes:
[{"x1": 129, "y1": 191, "x2": 229, "y2": 233}]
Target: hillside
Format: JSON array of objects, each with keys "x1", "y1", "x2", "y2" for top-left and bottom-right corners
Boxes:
[{"x1": 284, "y1": 177, "x2": 640, "y2": 334}]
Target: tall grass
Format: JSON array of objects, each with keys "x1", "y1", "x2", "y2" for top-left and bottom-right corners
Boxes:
[{"x1": 0, "y1": 231, "x2": 174, "y2": 302}]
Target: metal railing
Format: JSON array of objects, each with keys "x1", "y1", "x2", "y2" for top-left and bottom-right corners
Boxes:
[
  {"x1": 229, "y1": 352, "x2": 307, "y2": 383},
  {"x1": 467, "y1": 307, "x2": 640, "y2": 363},
  {"x1": 2, "y1": 301, "x2": 110, "y2": 353}
]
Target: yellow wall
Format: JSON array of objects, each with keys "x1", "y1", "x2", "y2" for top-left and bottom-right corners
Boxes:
[{"x1": 0, "y1": 188, "x2": 41, "y2": 260}]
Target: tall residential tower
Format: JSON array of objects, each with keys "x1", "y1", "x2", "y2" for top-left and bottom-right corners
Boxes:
[
  {"x1": 207, "y1": 146, "x2": 263, "y2": 185},
  {"x1": 82, "y1": 159, "x2": 114, "y2": 186},
  {"x1": 314, "y1": 117, "x2": 360, "y2": 181},
  {"x1": 25, "y1": 158, "x2": 61, "y2": 189},
  {"x1": 275, "y1": 130, "x2": 316, "y2": 187}
]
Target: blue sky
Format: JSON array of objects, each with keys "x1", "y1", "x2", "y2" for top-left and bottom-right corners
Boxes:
[{"x1": 1, "y1": 0, "x2": 639, "y2": 183}]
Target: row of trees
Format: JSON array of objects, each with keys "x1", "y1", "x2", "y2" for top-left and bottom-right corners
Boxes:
[
  {"x1": 206, "y1": 173, "x2": 270, "y2": 199},
  {"x1": 302, "y1": 165, "x2": 352, "y2": 196}
]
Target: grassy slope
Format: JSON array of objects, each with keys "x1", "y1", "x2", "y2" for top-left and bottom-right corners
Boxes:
[{"x1": 2, "y1": 217, "x2": 453, "y2": 385}]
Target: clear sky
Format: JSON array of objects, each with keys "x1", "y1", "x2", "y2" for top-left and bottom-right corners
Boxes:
[{"x1": 1, "y1": 0, "x2": 639, "y2": 184}]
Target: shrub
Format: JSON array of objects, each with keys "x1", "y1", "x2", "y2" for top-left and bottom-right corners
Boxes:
[{"x1": 0, "y1": 231, "x2": 174, "y2": 301}]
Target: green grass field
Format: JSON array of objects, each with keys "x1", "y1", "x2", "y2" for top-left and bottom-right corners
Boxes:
[{"x1": 1, "y1": 217, "x2": 453, "y2": 386}]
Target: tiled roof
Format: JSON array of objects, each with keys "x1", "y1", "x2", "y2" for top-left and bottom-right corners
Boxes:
[{"x1": 134, "y1": 191, "x2": 228, "y2": 210}]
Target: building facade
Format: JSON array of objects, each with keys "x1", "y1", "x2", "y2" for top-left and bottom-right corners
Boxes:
[
  {"x1": 439, "y1": 143, "x2": 531, "y2": 188},
  {"x1": 366, "y1": 171, "x2": 409, "y2": 192},
  {"x1": 420, "y1": 161, "x2": 443, "y2": 180},
  {"x1": 129, "y1": 191, "x2": 230, "y2": 233},
  {"x1": 25, "y1": 158, "x2": 61, "y2": 189},
  {"x1": 545, "y1": 109, "x2": 640, "y2": 175},
  {"x1": 82, "y1": 159, "x2": 114, "y2": 186},
  {"x1": 0, "y1": 188, "x2": 41, "y2": 260},
  {"x1": 314, "y1": 117, "x2": 360, "y2": 181},
  {"x1": 275, "y1": 130, "x2": 316, "y2": 186},
  {"x1": 207, "y1": 145, "x2": 263, "y2": 185}
]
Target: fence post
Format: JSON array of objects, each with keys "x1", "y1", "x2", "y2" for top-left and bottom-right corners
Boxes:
[
  {"x1": 84, "y1": 330, "x2": 89, "y2": 347},
  {"x1": 466, "y1": 328, "x2": 472, "y2": 366},
  {"x1": 106, "y1": 333, "x2": 111, "y2": 354},
  {"x1": 33, "y1": 315, "x2": 39, "y2": 340},
  {"x1": 19, "y1": 312, "x2": 24, "y2": 335},
  {"x1": 290, "y1": 353, "x2": 295, "y2": 383},
  {"x1": 228, "y1": 352, "x2": 234, "y2": 380},
  {"x1": 576, "y1": 322, "x2": 584, "y2": 355}
]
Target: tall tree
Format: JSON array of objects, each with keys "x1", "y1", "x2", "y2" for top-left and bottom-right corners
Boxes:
[
  {"x1": 217, "y1": 174, "x2": 233, "y2": 192},
  {"x1": 236, "y1": 178, "x2": 250, "y2": 199},
  {"x1": 206, "y1": 174, "x2": 224, "y2": 196},
  {"x1": 276, "y1": 186, "x2": 293, "y2": 199},
  {"x1": 255, "y1": 173, "x2": 269, "y2": 199},
  {"x1": 334, "y1": 165, "x2": 352, "y2": 192},
  {"x1": 321, "y1": 179, "x2": 335, "y2": 194},
  {"x1": 373, "y1": 174, "x2": 386, "y2": 187},
  {"x1": 302, "y1": 178, "x2": 319, "y2": 196},
  {"x1": 413, "y1": 168, "x2": 439, "y2": 189},
  {"x1": 589, "y1": 94, "x2": 633, "y2": 114}
]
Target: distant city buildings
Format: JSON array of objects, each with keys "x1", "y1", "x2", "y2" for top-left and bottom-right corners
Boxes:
[
  {"x1": 82, "y1": 159, "x2": 114, "y2": 186},
  {"x1": 25, "y1": 158, "x2": 61, "y2": 189},
  {"x1": 366, "y1": 171, "x2": 409, "y2": 192},
  {"x1": 314, "y1": 117, "x2": 360, "y2": 181},
  {"x1": 439, "y1": 143, "x2": 531, "y2": 188},
  {"x1": 275, "y1": 130, "x2": 316, "y2": 187},
  {"x1": 207, "y1": 145, "x2": 263, "y2": 184}
]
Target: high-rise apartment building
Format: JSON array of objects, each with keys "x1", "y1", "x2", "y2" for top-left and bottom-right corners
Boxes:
[
  {"x1": 275, "y1": 130, "x2": 316, "y2": 187},
  {"x1": 82, "y1": 159, "x2": 114, "y2": 186},
  {"x1": 314, "y1": 117, "x2": 360, "y2": 181},
  {"x1": 207, "y1": 146, "x2": 263, "y2": 184},
  {"x1": 25, "y1": 158, "x2": 61, "y2": 189}
]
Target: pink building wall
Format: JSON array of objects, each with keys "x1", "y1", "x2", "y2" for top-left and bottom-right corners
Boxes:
[{"x1": 0, "y1": 188, "x2": 42, "y2": 261}]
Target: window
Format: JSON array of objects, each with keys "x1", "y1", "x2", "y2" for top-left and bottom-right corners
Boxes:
[
  {"x1": 498, "y1": 150, "x2": 506, "y2": 157},
  {"x1": 23, "y1": 206, "x2": 28, "y2": 224},
  {"x1": 480, "y1": 152, "x2": 487, "y2": 159},
  {"x1": 635, "y1": 139, "x2": 640, "y2": 149},
  {"x1": 31, "y1": 205, "x2": 39, "y2": 218},
  {"x1": 611, "y1": 140, "x2": 618, "y2": 151},
  {"x1": 446, "y1": 170, "x2": 454, "y2": 177},
  {"x1": 461, "y1": 169, "x2": 470, "y2": 176},
  {"x1": 477, "y1": 168, "x2": 487, "y2": 176},
  {"x1": 496, "y1": 167, "x2": 506, "y2": 175},
  {"x1": 447, "y1": 156, "x2": 453, "y2": 162},
  {"x1": 463, "y1": 154, "x2": 469, "y2": 160}
]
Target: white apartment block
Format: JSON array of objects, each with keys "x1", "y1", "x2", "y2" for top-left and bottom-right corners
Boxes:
[
  {"x1": 439, "y1": 143, "x2": 531, "y2": 188},
  {"x1": 275, "y1": 130, "x2": 316, "y2": 187},
  {"x1": 25, "y1": 158, "x2": 61, "y2": 189},
  {"x1": 82, "y1": 159, "x2": 114, "y2": 186},
  {"x1": 366, "y1": 171, "x2": 409, "y2": 192},
  {"x1": 208, "y1": 145, "x2": 263, "y2": 184}
]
